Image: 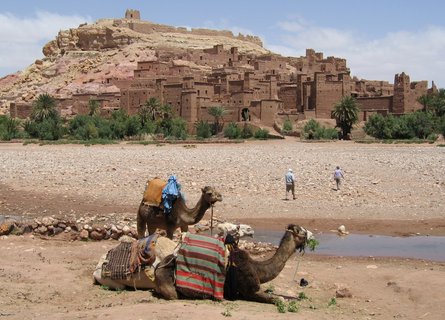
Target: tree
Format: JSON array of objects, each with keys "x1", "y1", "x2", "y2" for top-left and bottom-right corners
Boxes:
[
  {"x1": 88, "y1": 99, "x2": 101, "y2": 117},
  {"x1": 31, "y1": 93, "x2": 58, "y2": 122},
  {"x1": 430, "y1": 89, "x2": 445, "y2": 117},
  {"x1": 208, "y1": 106, "x2": 227, "y2": 134},
  {"x1": 417, "y1": 94, "x2": 432, "y2": 112},
  {"x1": 139, "y1": 97, "x2": 161, "y2": 124},
  {"x1": 332, "y1": 96, "x2": 360, "y2": 140}
]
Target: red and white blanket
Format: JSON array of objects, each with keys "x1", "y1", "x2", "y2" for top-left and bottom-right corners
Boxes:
[{"x1": 175, "y1": 233, "x2": 226, "y2": 300}]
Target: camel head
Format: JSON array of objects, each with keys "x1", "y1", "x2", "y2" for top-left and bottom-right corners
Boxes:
[
  {"x1": 285, "y1": 224, "x2": 314, "y2": 252},
  {"x1": 201, "y1": 186, "x2": 223, "y2": 205}
]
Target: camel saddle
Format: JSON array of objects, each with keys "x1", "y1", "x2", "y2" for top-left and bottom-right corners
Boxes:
[
  {"x1": 142, "y1": 178, "x2": 167, "y2": 207},
  {"x1": 102, "y1": 234, "x2": 159, "y2": 280}
]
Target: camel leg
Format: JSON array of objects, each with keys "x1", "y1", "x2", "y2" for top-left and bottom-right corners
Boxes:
[
  {"x1": 242, "y1": 291, "x2": 280, "y2": 304},
  {"x1": 154, "y1": 255, "x2": 178, "y2": 300},
  {"x1": 137, "y1": 215, "x2": 146, "y2": 239},
  {"x1": 147, "y1": 224, "x2": 156, "y2": 236}
]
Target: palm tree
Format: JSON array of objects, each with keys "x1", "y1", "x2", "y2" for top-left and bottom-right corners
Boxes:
[
  {"x1": 139, "y1": 97, "x2": 161, "y2": 124},
  {"x1": 332, "y1": 96, "x2": 360, "y2": 140},
  {"x1": 88, "y1": 99, "x2": 101, "y2": 116},
  {"x1": 31, "y1": 93, "x2": 58, "y2": 122},
  {"x1": 208, "y1": 106, "x2": 227, "y2": 133}
]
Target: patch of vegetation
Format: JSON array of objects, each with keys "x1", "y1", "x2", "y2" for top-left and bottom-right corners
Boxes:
[
  {"x1": 0, "y1": 115, "x2": 21, "y2": 141},
  {"x1": 224, "y1": 122, "x2": 242, "y2": 139},
  {"x1": 364, "y1": 111, "x2": 442, "y2": 140},
  {"x1": 302, "y1": 119, "x2": 338, "y2": 140},
  {"x1": 195, "y1": 120, "x2": 212, "y2": 139},
  {"x1": 287, "y1": 300, "x2": 299, "y2": 313},
  {"x1": 298, "y1": 292, "x2": 309, "y2": 300},
  {"x1": 328, "y1": 297, "x2": 337, "y2": 307},
  {"x1": 275, "y1": 299, "x2": 287, "y2": 313},
  {"x1": 282, "y1": 118, "x2": 293, "y2": 135},
  {"x1": 307, "y1": 238, "x2": 320, "y2": 251},
  {"x1": 254, "y1": 128, "x2": 269, "y2": 140}
]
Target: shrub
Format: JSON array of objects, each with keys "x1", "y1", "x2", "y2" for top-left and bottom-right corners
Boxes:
[
  {"x1": 302, "y1": 119, "x2": 338, "y2": 140},
  {"x1": 254, "y1": 128, "x2": 269, "y2": 140},
  {"x1": 439, "y1": 116, "x2": 445, "y2": 137},
  {"x1": 168, "y1": 117, "x2": 187, "y2": 140},
  {"x1": 195, "y1": 120, "x2": 212, "y2": 139},
  {"x1": 224, "y1": 122, "x2": 241, "y2": 139},
  {"x1": 241, "y1": 123, "x2": 253, "y2": 139},
  {"x1": 140, "y1": 119, "x2": 156, "y2": 134},
  {"x1": 0, "y1": 115, "x2": 21, "y2": 140},
  {"x1": 302, "y1": 119, "x2": 318, "y2": 139},
  {"x1": 364, "y1": 114, "x2": 395, "y2": 139},
  {"x1": 282, "y1": 118, "x2": 293, "y2": 134},
  {"x1": 365, "y1": 112, "x2": 436, "y2": 140},
  {"x1": 125, "y1": 115, "x2": 141, "y2": 137}
]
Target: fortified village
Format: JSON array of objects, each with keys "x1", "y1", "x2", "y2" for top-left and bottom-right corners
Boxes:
[{"x1": 2, "y1": 9, "x2": 437, "y2": 132}]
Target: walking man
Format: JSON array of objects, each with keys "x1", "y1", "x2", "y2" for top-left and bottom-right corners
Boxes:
[
  {"x1": 285, "y1": 168, "x2": 296, "y2": 200},
  {"x1": 333, "y1": 166, "x2": 345, "y2": 191}
]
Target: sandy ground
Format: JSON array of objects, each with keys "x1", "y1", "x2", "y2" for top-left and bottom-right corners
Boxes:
[{"x1": 1, "y1": 140, "x2": 445, "y2": 319}]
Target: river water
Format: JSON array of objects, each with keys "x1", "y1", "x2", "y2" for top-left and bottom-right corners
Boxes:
[{"x1": 252, "y1": 229, "x2": 445, "y2": 262}]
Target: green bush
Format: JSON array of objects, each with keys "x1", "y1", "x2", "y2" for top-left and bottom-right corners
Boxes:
[
  {"x1": 302, "y1": 119, "x2": 338, "y2": 140},
  {"x1": 365, "y1": 111, "x2": 437, "y2": 140},
  {"x1": 169, "y1": 117, "x2": 187, "y2": 140},
  {"x1": 282, "y1": 118, "x2": 293, "y2": 134},
  {"x1": 195, "y1": 120, "x2": 212, "y2": 139},
  {"x1": 125, "y1": 115, "x2": 141, "y2": 137},
  {"x1": 140, "y1": 120, "x2": 156, "y2": 135},
  {"x1": 24, "y1": 117, "x2": 65, "y2": 140},
  {"x1": 254, "y1": 128, "x2": 269, "y2": 139},
  {"x1": 0, "y1": 115, "x2": 21, "y2": 140},
  {"x1": 224, "y1": 122, "x2": 241, "y2": 139},
  {"x1": 364, "y1": 114, "x2": 394, "y2": 139},
  {"x1": 439, "y1": 116, "x2": 445, "y2": 137},
  {"x1": 241, "y1": 123, "x2": 253, "y2": 139}
]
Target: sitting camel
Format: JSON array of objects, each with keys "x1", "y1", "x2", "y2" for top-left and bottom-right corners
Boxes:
[
  {"x1": 137, "y1": 186, "x2": 222, "y2": 239},
  {"x1": 154, "y1": 224, "x2": 312, "y2": 304}
]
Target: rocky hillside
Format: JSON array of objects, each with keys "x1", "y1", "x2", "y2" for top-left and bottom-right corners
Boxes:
[{"x1": 0, "y1": 17, "x2": 269, "y2": 115}]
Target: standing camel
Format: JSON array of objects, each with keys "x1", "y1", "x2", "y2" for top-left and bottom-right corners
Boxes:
[
  {"x1": 154, "y1": 224, "x2": 312, "y2": 303},
  {"x1": 137, "y1": 186, "x2": 222, "y2": 239}
]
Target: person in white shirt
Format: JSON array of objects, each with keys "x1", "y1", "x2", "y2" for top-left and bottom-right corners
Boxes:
[
  {"x1": 333, "y1": 166, "x2": 345, "y2": 190},
  {"x1": 285, "y1": 168, "x2": 296, "y2": 200}
]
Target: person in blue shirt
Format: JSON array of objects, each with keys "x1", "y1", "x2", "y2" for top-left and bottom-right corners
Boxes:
[{"x1": 285, "y1": 168, "x2": 296, "y2": 200}]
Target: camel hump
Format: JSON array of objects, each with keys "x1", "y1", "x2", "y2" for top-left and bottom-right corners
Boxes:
[{"x1": 143, "y1": 178, "x2": 167, "y2": 206}]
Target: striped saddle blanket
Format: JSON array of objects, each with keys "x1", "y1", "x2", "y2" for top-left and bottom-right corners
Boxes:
[{"x1": 175, "y1": 233, "x2": 226, "y2": 300}]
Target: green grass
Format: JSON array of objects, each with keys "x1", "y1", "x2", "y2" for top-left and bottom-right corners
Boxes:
[{"x1": 328, "y1": 297, "x2": 337, "y2": 306}]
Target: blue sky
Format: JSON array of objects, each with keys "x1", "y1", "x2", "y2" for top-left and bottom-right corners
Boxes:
[{"x1": 1, "y1": 0, "x2": 445, "y2": 88}]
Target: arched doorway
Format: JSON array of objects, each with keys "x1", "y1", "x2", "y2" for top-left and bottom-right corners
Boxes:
[{"x1": 241, "y1": 108, "x2": 250, "y2": 121}]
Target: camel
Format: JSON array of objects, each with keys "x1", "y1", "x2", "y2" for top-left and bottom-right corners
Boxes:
[
  {"x1": 154, "y1": 224, "x2": 312, "y2": 304},
  {"x1": 137, "y1": 186, "x2": 222, "y2": 239}
]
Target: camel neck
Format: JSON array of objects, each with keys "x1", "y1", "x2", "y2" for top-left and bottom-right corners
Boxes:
[
  {"x1": 254, "y1": 231, "x2": 299, "y2": 283},
  {"x1": 176, "y1": 195, "x2": 211, "y2": 224}
]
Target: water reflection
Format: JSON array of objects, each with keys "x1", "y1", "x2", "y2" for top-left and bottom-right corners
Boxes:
[{"x1": 252, "y1": 230, "x2": 445, "y2": 262}]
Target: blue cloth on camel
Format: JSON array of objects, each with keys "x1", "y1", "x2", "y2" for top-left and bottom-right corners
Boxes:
[{"x1": 162, "y1": 175, "x2": 181, "y2": 214}]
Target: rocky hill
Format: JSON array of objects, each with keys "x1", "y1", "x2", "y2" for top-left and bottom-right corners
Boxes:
[{"x1": 0, "y1": 16, "x2": 269, "y2": 115}]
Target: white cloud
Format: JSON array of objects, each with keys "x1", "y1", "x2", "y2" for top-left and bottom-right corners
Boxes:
[
  {"x1": 0, "y1": 11, "x2": 91, "y2": 76},
  {"x1": 269, "y1": 20, "x2": 445, "y2": 88}
]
